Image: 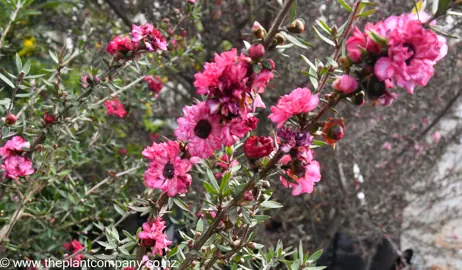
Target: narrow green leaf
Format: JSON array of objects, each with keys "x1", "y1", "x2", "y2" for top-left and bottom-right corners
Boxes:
[
  {"x1": 299, "y1": 240, "x2": 304, "y2": 264},
  {"x1": 436, "y1": 0, "x2": 451, "y2": 17},
  {"x1": 312, "y1": 26, "x2": 335, "y2": 46},
  {"x1": 290, "y1": 0, "x2": 297, "y2": 23},
  {"x1": 337, "y1": 0, "x2": 352, "y2": 12},
  {"x1": 196, "y1": 218, "x2": 203, "y2": 232},
  {"x1": 15, "y1": 54, "x2": 22, "y2": 72},
  {"x1": 301, "y1": 55, "x2": 316, "y2": 70},
  {"x1": 204, "y1": 181, "x2": 218, "y2": 195},
  {"x1": 308, "y1": 249, "x2": 323, "y2": 262},
  {"x1": 206, "y1": 167, "x2": 220, "y2": 191},
  {"x1": 0, "y1": 73, "x2": 15, "y2": 88},
  {"x1": 316, "y1": 20, "x2": 332, "y2": 35},
  {"x1": 358, "y1": 9, "x2": 376, "y2": 17},
  {"x1": 22, "y1": 60, "x2": 31, "y2": 75},
  {"x1": 283, "y1": 32, "x2": 310, "y2": 49},
  {"x1": 260, "y1": 201, "x2": 284, "y2": 209},
  {"x1": 429, "y1": 26, "x2": 459, "y2": 39},
  {"x1": 219, "y1": 171, "x2": 231, "y2": 195},
  {"x1": 172, "y1": 197, "x2": 193, "y2": 214}
]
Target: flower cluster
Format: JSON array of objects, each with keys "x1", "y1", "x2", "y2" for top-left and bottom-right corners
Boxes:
[
  {"x1": 138, "y1": 216, "x2": 172, "y2": 256},
  {"x1": 142, "y1": 141, "x2": 192, "y2": 197},
  {"x1": 144, "y1": 75, "x2": 163, "y2": 95},
  {"x1": 104, "y1": 98, "x2": 127, "y2": 118},
  {"x1": 175, "y1": 48, "x2": 274, "y2": 159},
  {"x1": 343, "y1": 12, "x2": 447, "y2": 106},
  {"x1": 0, "y1": 136, "x2": 34, "y2": 181},
  {"x1": 107, "y1": 23, "x2": 167, "y2": 60},
  {"x1": 63, "y1": 239, "x2": 85, "y2": 261},
  {"x1": 278, "y1": 132, "x2": 321, "y2": 196}
]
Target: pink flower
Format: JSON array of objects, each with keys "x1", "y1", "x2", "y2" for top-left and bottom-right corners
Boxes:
[
  {"x1": 188, "y1": 0, "x2": 196, "y2": 3},
  {"x1": 280, "y1": 161, "x2": 321, "y2": 196},
  {"x1": 383, "y1": 142, "x2": 392, "y2": 150},
  {"x1": 220, "y1": 114, "x2": 258, "y2": 146},
  {"x1": 193, "y1": 48, "x2": 272, "y2": 118},
  {"x1": 1, "y1": 156, "x2": 34, "y2": 180},
  {"x1": 144, "y1": 76, "x2": 163, "y2": 94},
  {"x1": 332, "y1": 75, "x2": 358, "y2": 94},
  {"x1": 138, "y1": 217, "x2": 172, "y2": 256},
  {"x1": 374, "y1": 14, "x2": 447, "y2": 93},
  {"x1": 143, "y1": 141, "x2": 192, "y2": 197},
  {"x1": 63, "y1": 240, "x2": 85, "y2": 261},
  {"x1": 106, "y1": 36, "x2": 137, "y2": 60},
  {"x1": 0, "y1": 136, "x2": 30, "y2": 159},
  {"x1": 432, "y1": 131, "x2": 441, "y2": 143},
  {"x1": 346, "y1": 27, "x2": 367, "y2": 62},
  {"x1": 269, "y1": 88, "x2": 319, "y2": 128},
  {"x1": 175, "y1": 102, "x2": 222, "y2": 159},
  {"x1": 104, "y1": 99, "x2": 127, "y2": 118},
  {"x1": 130, "y1": 23, "x2": 167, "y2": 51}
]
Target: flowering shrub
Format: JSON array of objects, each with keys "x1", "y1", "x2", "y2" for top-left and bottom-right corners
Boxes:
[{"x1": 0, "y1": 0, "x2": 458, "y2": 269}]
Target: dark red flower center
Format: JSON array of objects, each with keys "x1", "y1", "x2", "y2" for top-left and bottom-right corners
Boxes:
[
  {"x1": 163, "y1": 162, "x2": 175, "y2": 179},
  {"x1": 194, "y1": 119, "x2": 212, "y2": 139},
  {"x1": 403, "y1": 43, "x2": 416, "y2": 65}
]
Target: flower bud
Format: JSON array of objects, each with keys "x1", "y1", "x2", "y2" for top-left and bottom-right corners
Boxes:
[
  {"x1": 4, "y1": 114, "x2": 17, "y2": 125},
  {"x1": 350, "y1": 91, "x2": 366, "y2": 106},
  {"x1": 275, "y1": 33, "x2": 286, "y2": 46},
  {"x1": 287, "y1": 19, "x2": 305, "y2": 34},
  {"x1": 141, "y1": 239, "x2": 155, "y2": 247},
  {"x1": 244, "y1": 136, "x2": 274, "y2": 159},
  {"x1": 44, "y1": 112, "x2": 56, "y2": 125},
  {"x1": 323, "y1": 118, "x2": 345, "y2": 146},
  {"x1": 332, "y1": 75, "x2": 358, "y2": 95},
  {"x1": 248, "y1": 44, "x2": 265, "y2": 60},
  {"x1": 252, "y1": 21, "x2": 265, "y2": 39}
]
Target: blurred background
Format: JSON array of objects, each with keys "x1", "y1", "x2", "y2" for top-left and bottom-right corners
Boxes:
[{"x1": 1, "y1": 0, "x2": 461, "y2": 269}]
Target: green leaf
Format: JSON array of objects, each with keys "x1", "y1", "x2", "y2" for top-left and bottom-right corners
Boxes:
[
  {"x1": 312, "y1": 140, "x2": 328, "y2": 147},
  {"x1": 114, "y1": 204, "x2": 125, "y2": 216},
  {"x1": 289, "y1": 0, "x2": 297, "y2": 23},
  {"x1": 283, "y1": 32, "x2": 311, "y2": 49},
  {"x1": 96, "y1": 241, "x2": 117, "y2": 250},
  {"x1": 220, "y1": 171, "x2": 231, "y2": 195},
  {"x1": 308, "y1": 249, "x2": 323, "y2": 262},
  {"x1": 22, "y1": 61, "x2": 31, "y2": 75},
  {"x1": 301, "y1": 55, "x2": 316, "y2": 70},
  {"x1": 15, "y1": 54, "x2": 22, "y2": 72},
  {"x1": 337, "y1": 0, "x2": 352, "y2": 12},
  {"x1": 309, "y1": 67, "x2": 319, "y2": 89},
  {"x1": 306, "y1": 267, "x2": 327, "y2": 270},
  {"x1": 366, "y1": 30, "x2": 388, "y2": 47},
  {"x1": 312, "y1": 26, "x2": 335, "y2": 46},
  {"x1": 204, "y1": 182, "x2": 218, "y2": 195},
  {"x1": 299, "y1": 240, "x2": 304, "y2": 264},
  {"x1": 436, "y1": 0, "x2": 451, "y2": 17},
  {"x1": 206, "y1": 166, "x2": 220, "y2": 191},
  {"x1": 358, "y1": 9, "x2": 376, "y2": 17},
  {"x1": 0, "y1": 73, "x2": 15, "y2": 88},
  {"x1": 260, "y1": 201, "x2": 283, "y2": 209},
  {"x1": 448, "y1": 11, "x2": 462, "y2": 17},
  {"x1": 196, "y1": 218, "x2": 203, "y2": 232},
  {"x1": 172, "y1": 197, "x2": 193, "y2": 214},
  {"x1": 429, "y1": 26, "x2": 459, "y2": 39},
  {"x1": 316, "y1": 20, "x2": 332, "y2": 35}
]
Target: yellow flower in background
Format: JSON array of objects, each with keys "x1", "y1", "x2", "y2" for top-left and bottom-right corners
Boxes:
[{"x1": 18, "y1": 36, "x2": 36, "y2": 57}]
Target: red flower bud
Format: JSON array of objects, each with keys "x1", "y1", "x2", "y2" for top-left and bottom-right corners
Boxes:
[
  {"x1": 244, "y1": 136, "x2": 274, "y2": 159},
  {"x1": 332, "y1": 75, "x2": 358, "y2": 94},
  {"x1": 44, "y1": 112, "x2": 56, "y2": 125},
  {"x1": 323, "y1": 118, "x2": 345, "y2": 146},
  {"x1": 248, "y1": 44, "x2": 265, "y2": 60},
  {"x1": 141, "y1": 239, "x2": 155, "y2": 247},
  {"x1": 4, "y1": 114, "x2": 17, "y2": 125}
]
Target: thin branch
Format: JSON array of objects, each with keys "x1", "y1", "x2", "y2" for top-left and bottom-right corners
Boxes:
[{"x1": 0, "y1": 0, "x2": 23, "y2": 53}]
